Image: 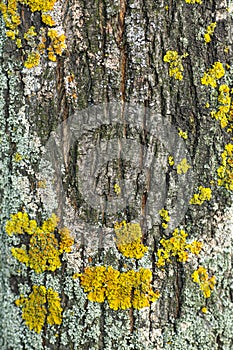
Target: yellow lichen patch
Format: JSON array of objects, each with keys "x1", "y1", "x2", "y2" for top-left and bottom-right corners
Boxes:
[
  {"x1": 23, "y1": 0, "x2": 57, "y2": 13},
  {"x1": 47, "y1": 29, "x2": 67, "y2": 60},
  {"x1": 156, "y1": 228, "x2": 203, "y2": 267},
  {"x1": 11, "y1": 246, "x2": 29, "y2": 265},
  {"x1": 37, "y1": 179, "x2": 47, "y2": 188},
  {"x1": 217, "y1": 143, "x2": 233, "y2": 190},
  {"x1": 114, "y1": 221, "x2": 148, "y2": 259},
  {"x1": 210, "y1": 84, "x2": 231, "y2": 129},
  {"x1": 74, "y1": 266, "x2": 160, "y2": 310},
  {"x1": 15, "y1": 285, "x2": 62, "y2": 333},
  {"x1": 24, "y1": 51, "x2": 40, "y2": 69},
  {"x1": 15, "y1": 285, "x2": 47, "y2": 333},
  {"x1": 176, "y1": 158, "x2": 191, "y2": 174},
  {"x1": 6, "y1": 30, "x2": 17, "y2": 40},
  {"x1": 189, "y1": 186, "x2": 212, "y2": 205},
  {"x1": 178, "y1": 128, "x2": 188, "y2": 139},
  {"x1": 185, "y1": 0, "x2": 202, "y2": 3},
  {"x1": 24, "y1": 26, "x2": 37, "y2": 40},
  {"x1": 13, "y1": 152, "x2": 23, "y2": 162},
  {"x1": 5, "y1": 212, "x2": 74, "y2": 273},
  {"x1": 27, "y1": 227, "x2": 62, "y2": 273},
  {"x1": 163, "y1": 50, "x2": 188, "y2": 80},
  {"x1": 5, "y1": 212, "x2": 37, "y2": 236},
  {"x1": 15, "y1": 37, "x2": 22, "y2": 48},
  {"x1": 159, "y1": 208, "x2": 170, "y2": 229},
  {"x1": 47, "y1": 288, "x2": 63, "y2": 325},
  {"x1": 168, "y1": 155, "x2": 174, "y2": 166},
  {"x1": 192, "y1": 266, "x2": 216, "y2": 298},
  {"x1": 204, "y1": 22, "x2": 216, "y2": 44},
  {"x1": 41, "y1": 13, "x2": 55, "y2": 26},
  {"x1": 59, "y1": 227, "x2": 74, "y2": 253},
  {"x1": 113, "y1": 183, "x2": 121, "y2": 195},
  {"x1": 201, "y1": 62, "x2": 225, "y2": 88}
]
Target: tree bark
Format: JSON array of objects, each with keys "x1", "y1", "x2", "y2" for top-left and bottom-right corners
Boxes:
[{"x1": 0, "y1": 1, "x2": 233, "y2": 349}]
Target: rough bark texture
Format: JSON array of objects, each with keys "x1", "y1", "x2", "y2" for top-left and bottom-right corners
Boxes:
[{"x1": 0, "y1": 1, "x2": 233, "y2": 349}]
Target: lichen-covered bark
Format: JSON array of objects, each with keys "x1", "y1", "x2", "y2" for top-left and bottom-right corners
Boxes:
[{"x1": 0, "y1": 1, "x2": 233, "y2": 349}]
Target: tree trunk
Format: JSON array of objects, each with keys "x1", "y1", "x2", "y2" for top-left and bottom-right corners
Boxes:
[{"x1": 0, "y1": 0, "x2": 233, "y2": 349}]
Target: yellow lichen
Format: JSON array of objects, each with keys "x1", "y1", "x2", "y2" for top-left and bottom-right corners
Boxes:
[
  {"x1": 192, "y1": 266, "x2": 216, "y2": 298},
  {"x1": 114, "y1": 221, "x2": 148, "y2": 259},
  {"x1": 5, "y1": 212, "x2": 74, "y2": 273},
  {"x1": 73, "y1": 266, "x2": 160, "y2": 310},
  {"x1": 47, "y1": 29, "x2": 67, "y2": 60},
  {"x1": 163, "y1": 50, "x2": 188, "y2": 80},
  {"x1": 210, "y1": 84, "x2": 232, "y2": 129},
  {"x1": 185, "y1": 0, "x2": 202, "y2": 3},
  {"x1": 41, "y1": 13, "x2": 55, "y2": 26},
  {"x1": 24, "y1": 0, "x2": 57, "y2": 13},
  {"x1": 176, "y1": 158, "x2": 191, "y2": 174},
  {"x1": 24, "y1": 51, "x2": 40, "y2": 69},
  {"x1": 178, "y1": 128, "x2": 188, "y2": 140},
  {"x1": 201, "y1": 62, "x2": 225, "y2": 88},
  {"x1": 24, "y1": 26, "x2": 37, "y2": 40},
  {"x1": 189, "y1": 186, "x2": 212, "y2": 205},
  {"x1": 15, "y1": 285, "x2": 62, "y2": 333},
  {"x1": 46, "y1": 288, "x2": 63, "y2": 326},
  {"x1": 217, "y1": 143, "x2": 233, "y2": 190},
  {"x1": 156, "y1": 228, "x2": 203, "y2": 267},
  {"x1": 204, "y1": 22, "x2": 216, "y2": 43},
  {"x1": 168, "y1": 155, "x2": 174, "y2": 166},
  {"x1": 113, "y1": 183, "x2": 121, "y2": 195},
  {"x1": 13, "y1": 152, "x2": 23, "y2": 162},
  {"x1": 159, "y1": 208, "x2": 170, "y2": 229},
  {"x1": 5, "y1": 212, "x2": 37, "y2": 235}
]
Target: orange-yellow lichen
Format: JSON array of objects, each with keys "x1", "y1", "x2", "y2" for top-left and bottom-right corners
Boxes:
[
  {"x1": 6, "y1": 212, "x2": 74, "y2": 273},
  {"x1": 114, "y1": 221, "x2": 148, "y2": 259},
  {"x1": 47, "y1": 29, "x2": 67, "y2": 60},
  {"x1": 73, "y1": 266, "x2": 160, "y2": 310},
  {"x1": 192, "y1": 266, "x2": 216, "y2": 298},
  {"x1": 156, "y1": 228, "x2": 203, "y2": 267},
  {"x1": 15, "y1": 285, "x2": 62, "y2": 333}
]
